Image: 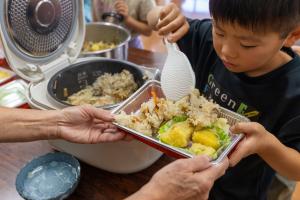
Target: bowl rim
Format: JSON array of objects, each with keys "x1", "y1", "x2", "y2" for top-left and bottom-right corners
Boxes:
[
  {"x1": 15, "y1": 152, "x2": 81, "y2": 200},
  {"x1": 81, "y1": 22, "x2": 131, "y2": 55}
]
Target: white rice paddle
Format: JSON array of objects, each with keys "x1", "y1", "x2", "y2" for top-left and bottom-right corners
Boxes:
[{"x1": 161, "y1": 40, "x2": 196, "y2": 101}]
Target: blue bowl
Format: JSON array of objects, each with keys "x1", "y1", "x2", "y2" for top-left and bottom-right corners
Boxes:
[{"x1": 15, "y1": 152, "x2": 80, "y2": 200}]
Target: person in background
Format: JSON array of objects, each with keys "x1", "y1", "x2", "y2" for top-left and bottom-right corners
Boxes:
[
  {"x1": 147, "y1": 0, "x2": 300, "y2": 199},
  {"x1": 92, "y1": 0, "x2": 156, "y2": 49},
  {"x1": 0, "y1": 104, "x2": 228, "y2": 200},
  {"x1": 84, "y1": 0, "x2": 92, "y2": 23}
]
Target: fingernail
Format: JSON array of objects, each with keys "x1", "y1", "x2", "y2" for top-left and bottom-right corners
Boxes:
[
  {"x1": 200, "y1": 155, "x2": 211, "y2": 162},
  {"x1": 206, "y1": 155, "x2": 213, "y2": 162}
]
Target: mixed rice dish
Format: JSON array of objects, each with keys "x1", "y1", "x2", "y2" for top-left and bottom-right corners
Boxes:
[
  {"x1": 115, "y1": 89, "x2": 232, "y2": 158},
  {"x1": 67, "y1": 69, "x2": 138, "y2": 106}
]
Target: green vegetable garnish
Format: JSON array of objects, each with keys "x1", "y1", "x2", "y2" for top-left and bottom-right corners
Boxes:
[{"x1": 158, "y1": 115, "x2": 188, "y2": 134}]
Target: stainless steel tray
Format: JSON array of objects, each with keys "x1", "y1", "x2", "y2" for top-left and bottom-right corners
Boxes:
[{"x1": 112, "y1": 80, "x2": 249, "y2": 164}]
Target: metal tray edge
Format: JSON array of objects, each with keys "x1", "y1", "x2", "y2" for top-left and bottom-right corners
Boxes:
[{"x1": 112, "y1": 80, "x2": 249, "y2": 162}]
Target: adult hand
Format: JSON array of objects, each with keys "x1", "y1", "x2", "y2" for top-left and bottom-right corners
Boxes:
[
  {"x1": 147, "y1": 3, "x2": 189, "y2": 42},
  {"x1": 56, "y1": 105, "x2": 125, "y2": 144},
  {"x1": 127, "y1": 156, "x2": 229, "y2": 200},
  {"x1": 114, "y1": 0, "x2": 129, "y2": 19},
  {"x1": 229, "y1": 122, "x2": 272, "y2": 167}
]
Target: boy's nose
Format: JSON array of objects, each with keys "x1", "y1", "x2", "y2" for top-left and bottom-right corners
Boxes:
[{"x1": 221, "y1": 44, "x2": 238, "y2": 59}]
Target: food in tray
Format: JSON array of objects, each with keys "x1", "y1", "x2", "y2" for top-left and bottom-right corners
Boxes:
[
  {"x1": 115, "y1": 89, "x2": 231, "y2": 158},
  {"x1": 159, "y1": 120, "x2": 194, "y2": 148},
  {"x1": 66, "y1": 69, "x2": 138, "y2": 106},
  {"x1": 82, "y1": 41, "x2": 117, "y2": 52}
]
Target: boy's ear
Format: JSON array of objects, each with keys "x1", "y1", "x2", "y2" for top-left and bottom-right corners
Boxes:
[{"x1": 283, "y1": 26, "x2": 300, "y2": 47}]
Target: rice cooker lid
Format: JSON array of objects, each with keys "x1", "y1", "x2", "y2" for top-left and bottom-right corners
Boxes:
[{"x1": 0, "y1": 0, "x2": 85, "y2": 82}]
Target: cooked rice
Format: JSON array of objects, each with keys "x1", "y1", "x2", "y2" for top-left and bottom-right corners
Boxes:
[
  {"x1": 115, "y1": 88, "x2": 223, "y2": 136},
  {"x1": 67, "y1": 69, "x2": 138, "y2": 106}
]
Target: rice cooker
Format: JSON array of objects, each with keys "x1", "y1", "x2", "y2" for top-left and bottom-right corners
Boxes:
[{"x1": 0, "y1": 0, "x2": 162, "y2": 173}]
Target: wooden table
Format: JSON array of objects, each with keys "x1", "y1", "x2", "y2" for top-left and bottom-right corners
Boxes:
[{"x1": 0, "y1": 48, "x2": 175, "y2": 200}]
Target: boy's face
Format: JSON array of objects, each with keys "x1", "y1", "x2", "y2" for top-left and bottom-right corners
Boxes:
[{"x1": 212, "y1": 21, "x2": 290, "y2": 77}]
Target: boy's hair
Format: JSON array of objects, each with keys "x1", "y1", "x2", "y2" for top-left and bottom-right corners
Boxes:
[{"x1": 209, "y1": 0, "x2": 300, "y2": 38}]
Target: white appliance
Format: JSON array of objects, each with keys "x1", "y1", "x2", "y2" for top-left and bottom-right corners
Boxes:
[{"x1": 0, "y1": 0, "x2": 162, "y2": 174}]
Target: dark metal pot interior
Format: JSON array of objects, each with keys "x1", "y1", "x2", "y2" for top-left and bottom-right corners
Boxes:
[{"x1": 47, "y1": 59, "x2": 146, "y2": 109}]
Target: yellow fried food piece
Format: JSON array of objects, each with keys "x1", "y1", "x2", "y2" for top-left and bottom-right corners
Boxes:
[
  {"x1": 192, "y1": 129, "x2": 220, "y2": 150},
  {"x1": 160, "y1": 121, "x2": 194, "y2": 148},
  {"x1": 91, "y1": 43, "x2": 100, "y2": 51},
  {"x1": 188, "y1": 143, "x2": 216, "y2": 158},
  {"x1": 83, "y1": 41, "x2": 117, "y2": 52}
]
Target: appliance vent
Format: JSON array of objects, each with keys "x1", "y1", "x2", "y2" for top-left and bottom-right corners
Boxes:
[{"x1": 7, "y1": 0, "x2": 75, "y2": 56}]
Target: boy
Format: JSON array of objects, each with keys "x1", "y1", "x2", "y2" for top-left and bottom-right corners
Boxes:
[
  {"x1": 92, "y1": 0, "x2": 156, "y2": 48},
  {"x1": 148, "y1": 0, "x2": 300, "y2": 199}
]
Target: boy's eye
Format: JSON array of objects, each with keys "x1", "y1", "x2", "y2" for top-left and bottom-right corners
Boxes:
[
  {"x1": 240, "y1": 44, "x2": 257, "y2": 49},
  {"x1": 215, "y1": 32, "x2": 224, "y2": 37}
]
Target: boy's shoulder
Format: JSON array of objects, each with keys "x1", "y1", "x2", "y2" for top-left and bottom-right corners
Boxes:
[
  {"x1": 282, "y1": 49, "x2": 300, "y2": 77},
  {"x1": 188, "y1": 18, "x2": 213, "y2": 32},
  {"x1": 180, "y1": 18, "x2": 213, "y2": 44}
]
